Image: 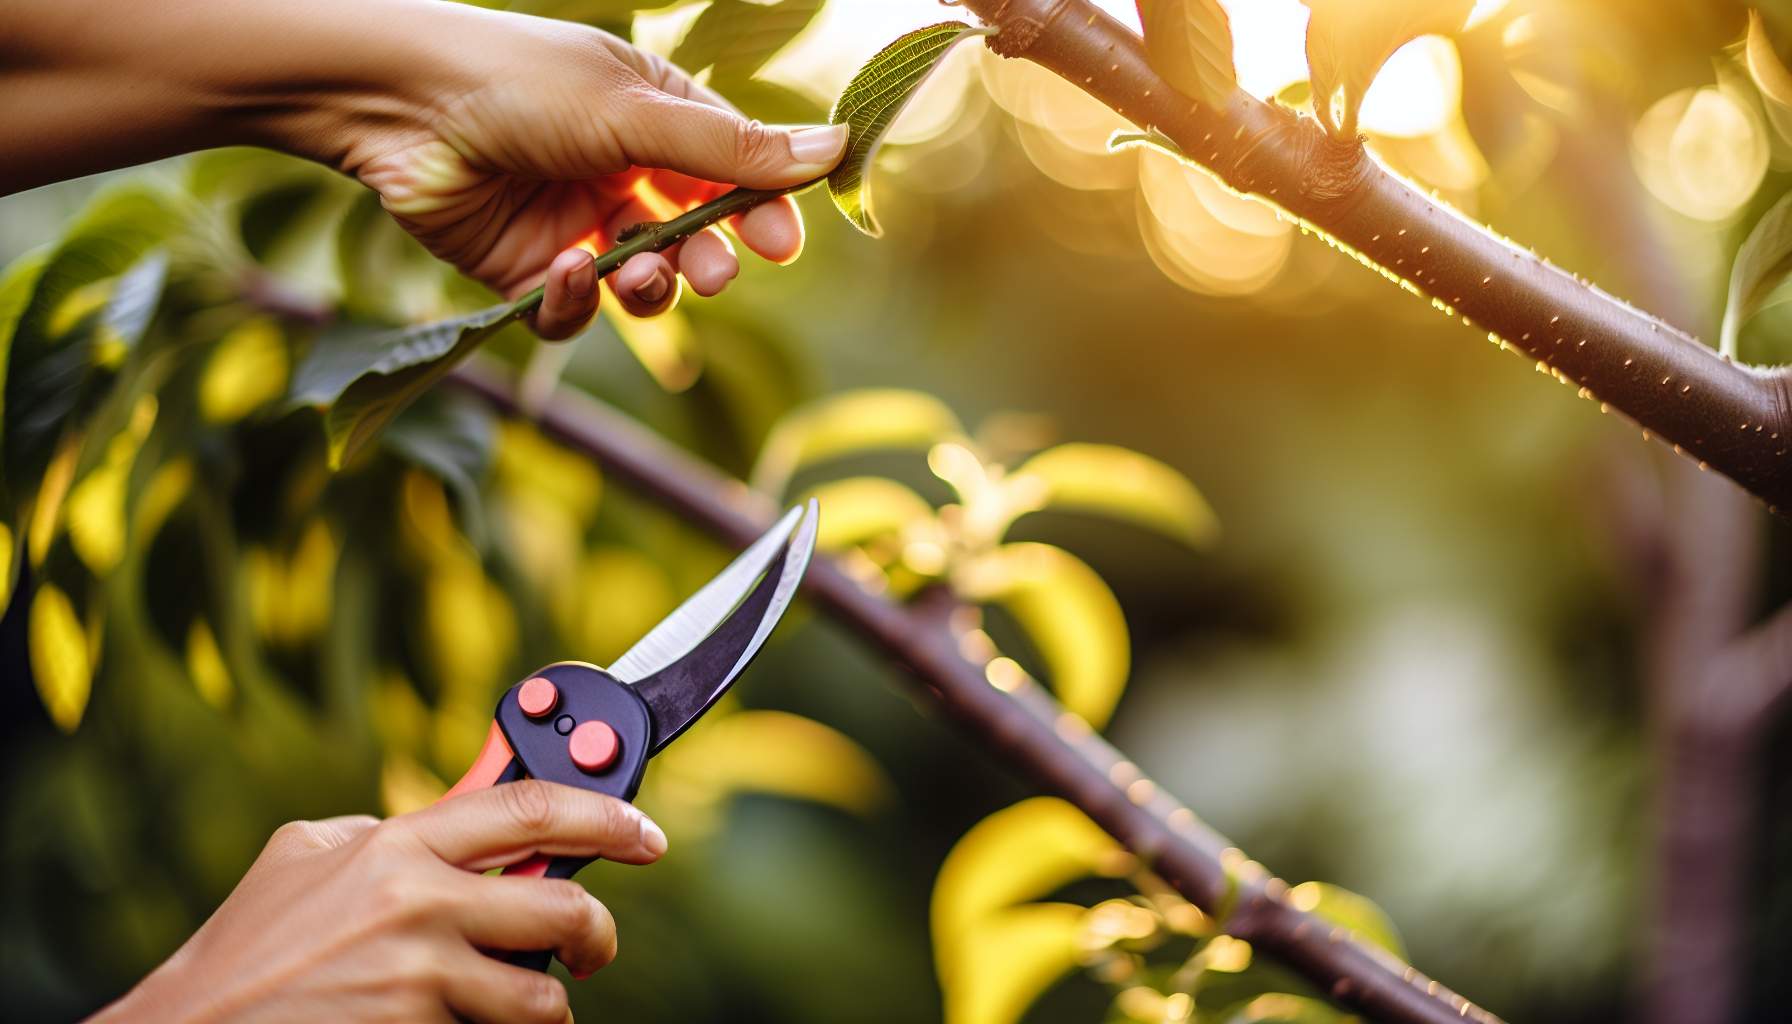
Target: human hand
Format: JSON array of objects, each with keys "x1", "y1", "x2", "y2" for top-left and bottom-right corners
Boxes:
[
  {"x1": 343, "y1": 6, "x2": 847, "y2": 339},
  {"x1": 93, "y1": 781, "x2": 667, "y2": 1024}
]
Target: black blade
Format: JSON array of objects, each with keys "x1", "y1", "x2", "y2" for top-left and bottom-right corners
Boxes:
[{"x1": 635, "y1": 499, "x2": 818, "y2": 754}]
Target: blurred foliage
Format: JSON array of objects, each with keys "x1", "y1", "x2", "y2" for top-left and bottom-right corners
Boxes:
[{"x1": 6, "y1": 1, "x2": 1792, "y2": 1023}]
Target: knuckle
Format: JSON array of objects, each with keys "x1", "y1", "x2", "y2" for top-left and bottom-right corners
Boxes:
[
  {"x1": 733, "y1": 118, "x2": 781, "y2": 169},
  {"x1": 501, "y1": 779, "x2": 560, "y2": 836},
  {"x1": 547, "y1": 880, "x2": 595, "y2": 930},
  {"x1": 268, "y1": 820, "x2": 316, "y2": 851},
  {"x1": 514, "y1": 972, "x2": 569, "y2": 1024}
]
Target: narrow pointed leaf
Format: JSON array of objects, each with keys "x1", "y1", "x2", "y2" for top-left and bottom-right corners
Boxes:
[
  {"x1": 750, "y1": 388, "x2": 965, "y2": 494},
  {"x1": 1301, "y1": 0, "x2": 1473, "y2": 136},
  {"x1": 931, "y1": 797, "x2": 1124, "y2": 947},
  {"x1": 955, "y1": 543, "x2": 1131, "y2": 728},
  {"x1": 827, "y1": 22, "x2": 993, "y2": 237},
  {"x1": 1009, "y1": 442, "x2": 1217, "y2": 547},
  {"x1": 1136, "y1": 0, "x2": 1236, "y2": 107},
  {"x1": 1720, "y1": 189, "x2": 1792, "y2": 362}
]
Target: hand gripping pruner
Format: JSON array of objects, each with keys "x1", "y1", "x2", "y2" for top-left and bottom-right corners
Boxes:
[{"x1": 441, "y1": 500, "x2": 819, "y2": 973}]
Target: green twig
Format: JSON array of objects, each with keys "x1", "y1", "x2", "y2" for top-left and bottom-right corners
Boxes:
[{"x1": 505, "y1": 178, "x2": 820, "y2": 319}]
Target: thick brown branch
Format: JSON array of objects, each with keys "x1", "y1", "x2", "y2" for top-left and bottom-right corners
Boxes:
[
  {"x1": 447, "y1": 361, "x2": 1503, "y2": 1024},
  {"x1": 960, "y1": 0, "x2": 1792, "y2": 511}
]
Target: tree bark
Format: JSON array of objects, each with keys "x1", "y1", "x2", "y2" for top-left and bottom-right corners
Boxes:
[
  {"x1": 448, "y1": 362, "x2": 1503, "y2": 1024},
  {"x1": 955, "y1": 0, "x2": 1792, "y2": 511}
]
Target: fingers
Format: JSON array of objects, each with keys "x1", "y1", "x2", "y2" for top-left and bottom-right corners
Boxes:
[
  {"x1": 442, "y1": 952, "x2": 572, "y2": 1024},
  {"x1": 610, "y1": 251, "x2": 679, "y2": 318},
  {"x1": 399, "y1": 780, "x2": 668, "y2": 870},
  {"x1": 733, "y1": 196, "x2": 805, "y2": 265},
  {"x1": 532, "y1": 247, "x2": 599, "y2": 340},
  {"x1": 677, "y1": 229, "x2": 738, "y2": 297},
  {"x1": 623, "y1": 93, "x2": 847, "y2": 190},
  {"x1": 455, "y1": 875, "x2": 618, "y2": 977}
]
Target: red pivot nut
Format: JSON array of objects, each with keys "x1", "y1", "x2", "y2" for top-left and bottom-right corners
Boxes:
[
  {"x1": 568, "y1": 720, "x2": 620, "y2": 773},
  {"x1": 517, "y1": 677, "x2": 560, "y2": 718}
]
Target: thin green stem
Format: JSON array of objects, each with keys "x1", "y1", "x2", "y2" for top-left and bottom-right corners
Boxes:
[{"x1": 504, "y1": 178, "x2": 822, "y2": 319}]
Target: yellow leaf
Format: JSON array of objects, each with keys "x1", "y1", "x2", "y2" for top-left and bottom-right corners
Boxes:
[
  {"x1": 1225, "y1": 994, "x2": 1349, "y2": 1023},
  {"x1": 1137, "y1": 0, "x2": 1236, "y2": 107},
  {"x1": 1287, "y1": 881, "x2": 1405, "y2": 958},
  {"x1": 1302, "y1": 0, "x2": 1473, "y2": 137},
  {"x1": 955, "y1": 543, "x2": 1131, "y2": 728},
  {"x1": 559, "y1": 545, "x2": 677, "y2": 663},
  {"x1": 604, "y1": 292, "x2": 701, "y2": 392},
  {"x1": 382, "y1": 754, "x2": 447, "y2": 816},
  {"x1": 30, "y1": 583, "x2": 92, "y2": 732},
  {"x1": 245, "y1": 519, "x2": 336, "y2": 648},
  {"x1": 67, "y1": 400, "x2": 156, "y2": 575},
  {"x1": 46, "y1": 277, "x2": 112, "y2": 338},
  {"x1": 932, "y1": 797, "x2": 1127, "y2": 961},
  {"x1": 185, "y1": 619, "x2": 232, "y2": 709},
  {"x1": 653, "y1": 709, "x2": 892, "y2": 816},
  {"x1": 941, "y1": 904, "x2": 1087, "y2": 1024},
  {"x1": 132, "y1": 458, "x2": 192, "y2": 542},
  {"x1": 1750, "y1": 11, "x2": 1792, "y2": 111},
  {"x1": 369, "y1": 669, "x2": 431, "y2": 755},
  {"x1": 423, "y1": 560, "x2": 515, "y2": 699},
  {"x1": 803, "y1": 476, "x2": 937, "y2": 551},
  {"x1": 751, "y1": 389, "x2": 965, "y2": 494},
  {"x1": 28, "y1": 436, "x2": 80, "y2": 568},
  {"x1": 495, "y1": 420, "x2": 603, "y2": 524},
  {"x1": 1009, "y1": 443, "x2": 1217, "y2": 548},
  {"x1": 200, "y1": 318, "x2": 289, "y2": 423}
]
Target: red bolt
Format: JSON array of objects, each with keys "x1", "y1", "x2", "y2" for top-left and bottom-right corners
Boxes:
[
  {"x1": 517, "y1": 677, "x2": 559, "y2": 719},
  {"x1": 568, "y1": 721, "x2": 620, "y2": 773}
]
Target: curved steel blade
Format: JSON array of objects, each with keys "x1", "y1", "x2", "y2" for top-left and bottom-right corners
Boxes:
[
  {"x1": 608, "y1": 504, "x2": 804, "y2": 684},
  {"x1": 635, "y1": 499, "x2": 819, "y2": 753}
]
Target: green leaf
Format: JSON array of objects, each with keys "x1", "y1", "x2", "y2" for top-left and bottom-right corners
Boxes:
[
  {"x1": 4, "y1": 186, "x2": 179, "y2": 509},
  {"x1": 291, "y1": 300, "x2": 530, "y2": 469},
  {"x1": 1136, "y1": 0, "x2": 1237, "y2": 107},
  {"x1": 827, "y1": 22, "x2": 994, "y2": 237},
  {"x1": 954, "y1": 543, "x2": 1131, "y2": 728},
  {"x1": 1009, "y1": 442, "x2": 1218, "y2": 547},
  {"x1": 1721, "y1": 189, "x2": 1792, "y2": 361},
  {"x1": 672, "y1": 0, "x2": 823, "y2": 85},
  {"x1": 381, "y1": 391, "x2": 498, "y2": 547},
  {"x1": 749, "y1": 388, "x2": 965, "y2": 494},
  {"x1": 1300, "y1": 0, "x2": 1473, "y2": 136},
  {"x1": 1286, "y1": 880, "x2": 1405, "y2": 958}
]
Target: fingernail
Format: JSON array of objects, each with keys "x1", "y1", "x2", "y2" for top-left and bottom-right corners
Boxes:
[
  {"x1": 567, "y1": 252, "x2": 596, "y2": 299},
  {"x1": 633, "y1": 268, "x2": 671, "y2": 305},
  {"x1": 564, "y1": 1011, "x2": 576, "y2": 1024},
  {"x1": 638, "y1": 814, "x2": 668, "y2": 857},
  {"x1": 787, "y1": 124, "x2": 848, "y2": 168}
]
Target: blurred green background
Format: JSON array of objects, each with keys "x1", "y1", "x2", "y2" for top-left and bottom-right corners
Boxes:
[{"x1": 4, "y1": 1, "x2": 1792, "y2": 1022}]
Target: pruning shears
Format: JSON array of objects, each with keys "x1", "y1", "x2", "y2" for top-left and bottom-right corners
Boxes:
[{"x1": 442, "y1": 500, "x2": 819, "y2": 973}]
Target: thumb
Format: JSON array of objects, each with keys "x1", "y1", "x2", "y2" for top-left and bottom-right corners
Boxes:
[{"x1": 624, "y1": 95, "x2": 847, "y2": 188}]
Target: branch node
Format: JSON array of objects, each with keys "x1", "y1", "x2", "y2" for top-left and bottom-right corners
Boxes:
[{"x1": 982, "y1": 0, "x2": 1067, "y2": 58}]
